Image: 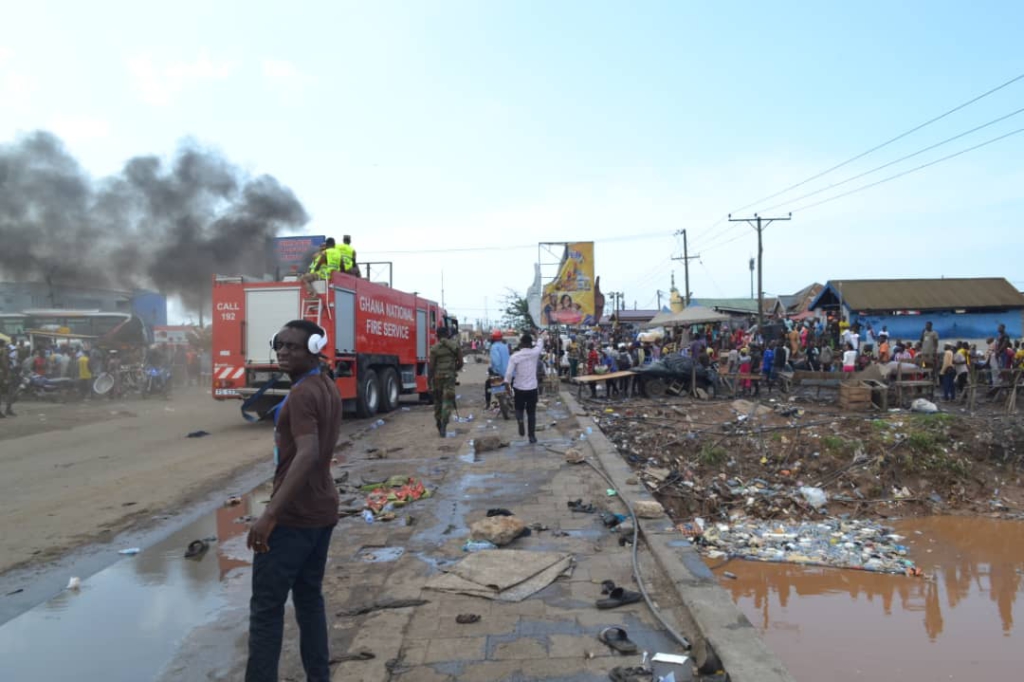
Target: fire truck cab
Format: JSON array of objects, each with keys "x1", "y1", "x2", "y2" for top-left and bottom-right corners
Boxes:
[{"x1": 211, "y1": 269, "x2": 455, "y2": 421}]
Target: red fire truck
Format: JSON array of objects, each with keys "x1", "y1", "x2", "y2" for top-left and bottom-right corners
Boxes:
[{"x1": 211, "y1": 267, "x2": 456, "y2": 420}]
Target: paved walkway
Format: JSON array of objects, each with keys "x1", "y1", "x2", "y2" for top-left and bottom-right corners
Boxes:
[{"x1": 283, "y1": 363, "x2": 693, "y2": 682}]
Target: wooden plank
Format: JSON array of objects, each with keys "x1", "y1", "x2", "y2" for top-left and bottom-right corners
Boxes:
[{"x1": 571, "y1": 371, "x2": 636, "y2": 384}]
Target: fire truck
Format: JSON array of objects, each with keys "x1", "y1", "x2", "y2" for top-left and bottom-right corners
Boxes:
[{"x1": 211, "y1": 266, "x2": 456, "y2": 420}]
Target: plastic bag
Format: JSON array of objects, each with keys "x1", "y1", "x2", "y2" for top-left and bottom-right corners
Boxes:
[{"x1": 799, "y1": 486, "x2": 828, "y2": 509}]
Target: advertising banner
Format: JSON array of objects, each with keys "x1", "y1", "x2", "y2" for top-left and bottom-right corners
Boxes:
[
  {"x1": 271, "y1": 235, "x2": 326, "y2": 277},
  {"x1": 541, "y1": 242, "x2": 596, "y2": 326}
]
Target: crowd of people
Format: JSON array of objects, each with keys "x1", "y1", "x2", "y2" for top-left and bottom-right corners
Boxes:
[
  {"x1": 300, "y1": 235, "x2": 358, "y2": 298},
  {"x1": 476, "y1": 316, "x2": 1024, "y2": 404}
]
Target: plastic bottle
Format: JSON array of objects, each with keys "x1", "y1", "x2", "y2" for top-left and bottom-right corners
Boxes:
[
  {"x1": 462, "y1": 540, "x2": 497, "y2": 552},
  {"x1": 362, "y1": 510, "x2": 375, "y2": 523},
  {"x1": 370, "y1": 419, "x2": 385, "y2": 429}
]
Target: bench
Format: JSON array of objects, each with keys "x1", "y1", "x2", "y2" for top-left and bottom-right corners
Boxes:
[{"x1": 892, "y1": 363, "x2": 933, "y2": 405}]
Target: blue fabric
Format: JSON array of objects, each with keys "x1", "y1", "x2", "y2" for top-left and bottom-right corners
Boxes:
[
  {"x1": 246, "y1": 525, "x2": 334, "y2": 682},
  {"x1": 762, "y1": 349, "x2": 775, "y2": 373},
  {"x1": 489, "y1": 342, "x2": 510, "y2": 377}
]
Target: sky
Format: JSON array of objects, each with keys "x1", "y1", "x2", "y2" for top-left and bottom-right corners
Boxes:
[{"x1": 2, "y1": 0, "x2": 1023, "y2": 326}]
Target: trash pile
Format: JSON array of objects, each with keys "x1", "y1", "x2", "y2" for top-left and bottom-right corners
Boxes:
[
  {"x1": 358, "y1": 475, "x2": 432, "y2": 521},
  {"x1": 695, "y1": 517, "x2": 922, "y2": 576},
  {"x1": 589, "y1": 397, "x2": 1024, "y2": 522}
]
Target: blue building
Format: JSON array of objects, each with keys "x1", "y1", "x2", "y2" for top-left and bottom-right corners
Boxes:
[{"x1": 809, "y1": 278, "x2": 1024, "y2": 341}]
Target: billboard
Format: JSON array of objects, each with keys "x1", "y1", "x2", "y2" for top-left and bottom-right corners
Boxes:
[
  {"x1": 540, "y1": 242, "x2": 596, "y2": 326},
  {"x1": 271, "y1": 235, "x2": 326, "y2": 277}
]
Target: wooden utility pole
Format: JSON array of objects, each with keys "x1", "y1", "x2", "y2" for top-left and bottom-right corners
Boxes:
[
  {"x1": 728, "y1": 213, "x2": 791, "y2": 330},
  {"x1": 671, "y1": 229, "x2": 700, "y2": 306}
]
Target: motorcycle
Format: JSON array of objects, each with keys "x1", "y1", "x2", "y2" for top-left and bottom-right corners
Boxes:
[
  {"x1": 487, "y1": 374, "x2": 512, "y2": 420},
  {"x1": 142, "y1": 366, "x2": 172, "y2": 399},
  {"x1": 20, "y1": 374, "x2": 79, "y2": 402}
]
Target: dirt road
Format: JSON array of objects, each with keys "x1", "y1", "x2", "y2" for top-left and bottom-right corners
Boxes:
[{"x1": 0, "y1": 388, "x2": 273, "y2": 575}]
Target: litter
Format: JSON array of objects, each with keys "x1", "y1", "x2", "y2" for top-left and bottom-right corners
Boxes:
[
  {"x1": 186, "y1": 430, "x2": 210, "y2": 438},
  {"x1": 185, "y1": 539, "x2": 210, "y2": 559},
  {"x1": 651, "y1": 653, "x2": 690, "y2": 666},
  {"x1": 799, "y1": 486, "x2": 828, "y2": 509},
  {"x1": 363, "y1": 476, "x2": 432, "y2": 516},
  {"x1": 455, "y1": 613, "x2": 481, "y2": 624},
  {"x1": 118, "y1": 548, "x2": 141, "y2": 555},
  {"x1": 462, "y1": 540, "x2": 498, "y2": 552},
  {"x1": 698, "y1": 518, "x2": 921, "y2": 575},
  {"x1": 225, "y1": 496, "x2": 242, "y2": 506},
  {"x1": 66, "y1": 577, "x2": 81, "y2": 590},
  {"x1": 426, "y1": 550, "x2": 573, "y2": 602},
  {"x1": 910, "y1": 398, "x2": 938, "y2": 413}
]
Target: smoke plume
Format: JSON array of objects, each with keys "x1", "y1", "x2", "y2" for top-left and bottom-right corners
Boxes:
[{"x1": 0, "y1": 131, "x2": 308, "y2": 310}]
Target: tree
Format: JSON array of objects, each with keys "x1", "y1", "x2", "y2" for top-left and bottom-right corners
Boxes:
[{"x1": 501, "y1": 289, "x2": 532, "y2": 331}]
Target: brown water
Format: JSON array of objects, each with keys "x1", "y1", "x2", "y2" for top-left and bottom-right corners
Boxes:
[{"x1": 714, "y1": 516, "x2": 1024, "y2": 682}]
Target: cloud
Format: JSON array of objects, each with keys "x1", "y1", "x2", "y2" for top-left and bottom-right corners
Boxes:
[
  {"x1": 127, "y1": 50, "x2": 237, "y2": 106},
  {"x1": 47, "y1": 115, "x2": 111, "y2": 143},
  {"x1": 262, "y1": 59, "x2": 316, "y2": 99}
]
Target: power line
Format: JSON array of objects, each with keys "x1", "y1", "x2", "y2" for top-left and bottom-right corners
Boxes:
[
  {"x1": 731, "y1": 71, "x2": 1024, "y2": 213},
  {"x1": 791, "y1": 125, "x2": 1024, "y2": 213},
  {"x1": 760, "y1": 104, "x2": 1024, "y2": 213}
]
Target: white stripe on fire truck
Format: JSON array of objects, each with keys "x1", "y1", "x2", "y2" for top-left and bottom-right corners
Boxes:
[
  {"x1": 232, "y1": 368, "x2": 245, "y2": 380},
  {"x1": 217, "y1": 367, "x2": 232, "y2": 379}
]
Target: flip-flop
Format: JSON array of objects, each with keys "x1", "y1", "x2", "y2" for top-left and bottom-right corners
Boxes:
[
  {"x1": 596, "y1": 586, "x2": 643, "y2": 609},
  {"x1": 486, "y1": 508, "x2": 514, "y2": 517},
  {"x1": 184, "y1": 539, "x2": 209, "y2": 559},
  {"x1": 455, "y1": 613, "x2": 481, "y2": 624},
  {"x1": 608, "y1": 666, "x2": 652, "y2": 682},
  {"x1": 600, "y1": 511, "x2": 625, "y2": 528},
  {"x1": 598, "y1": 626, "x2": 638, "y2": 654},
  {"x1": 567, "y1": 499, "x2": 597, "y2": 513},
  {"x1": 600, "y1": 580, "x2": 617, "y2": 595}
]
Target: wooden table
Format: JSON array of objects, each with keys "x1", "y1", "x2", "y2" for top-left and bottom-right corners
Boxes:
[{"x1": 571, "y1": 371, "x2": 636, "y2": 399}]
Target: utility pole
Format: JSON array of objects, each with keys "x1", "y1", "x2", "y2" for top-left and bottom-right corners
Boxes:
[
  {"x1": 607, "y1": 291, "x2": 624, "y2": 325},
  {"x1": 671, "y1": 229, "x2": 699, "y2": 307},
  {"x1": 748, "y1": 257, "x2": 755, "y2": 300},
  {"x1": 728, "y1": 213, "x2": 791, "y2": 331}
]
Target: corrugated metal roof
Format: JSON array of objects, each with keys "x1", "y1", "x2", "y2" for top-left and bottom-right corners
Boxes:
[
  {"x1": 690, "y1": 298, "x2": 761, "y2": 313},
  {"x1": 811, "y1": 278, "x2": 1024, "y2": 311}
]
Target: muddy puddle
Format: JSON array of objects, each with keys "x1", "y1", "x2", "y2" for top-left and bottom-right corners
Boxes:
[
  {"x1": 0, "y1": 483, "x2": 270, "y2": 682},
  {"x1": 714, "y1": 516, "x2": 1024, "y2": 682}
]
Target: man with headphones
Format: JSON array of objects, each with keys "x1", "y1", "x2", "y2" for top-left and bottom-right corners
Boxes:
[{"x1": 246, "y1": 319, "x2": 342, "y2": 682}]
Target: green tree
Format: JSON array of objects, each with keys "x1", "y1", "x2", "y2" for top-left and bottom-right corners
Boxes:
[{"x1": 501, "y1": 289, "x2": 532, "y2": 331}]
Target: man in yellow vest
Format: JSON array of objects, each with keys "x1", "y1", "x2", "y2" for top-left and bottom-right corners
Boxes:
[
  {"x1": 338, "y1": 235, "x2": 357, "y2": 276},
  {"x1": 300, "y1": 241, "x2": 329, "y2": 298}
]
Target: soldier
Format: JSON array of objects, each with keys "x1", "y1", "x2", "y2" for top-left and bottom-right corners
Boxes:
[
  {"x1": 1, "y1": 341, "x2": 18, "y2": 417},
  {"x1": 429, "y1": 326, "x2": 463, "y2": 437}
]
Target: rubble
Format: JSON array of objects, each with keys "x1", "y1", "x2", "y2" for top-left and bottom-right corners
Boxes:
[{"x1": 470, "y1": 516, "x2": 527, "y2": 546}]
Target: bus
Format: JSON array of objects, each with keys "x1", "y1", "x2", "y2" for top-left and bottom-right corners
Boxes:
[{"x1": 0, "y1": 310, "x2": 147, "y2": 347}]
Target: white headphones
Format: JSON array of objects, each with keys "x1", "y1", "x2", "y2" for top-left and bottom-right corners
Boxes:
[{"x1": 270, "y1": 323, "x2": 329, "y2": 355}]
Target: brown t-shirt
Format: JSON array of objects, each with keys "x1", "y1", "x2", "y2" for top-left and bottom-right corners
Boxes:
[{"x1": 272, "y1": 371, "x2": 342, "y2": 528}]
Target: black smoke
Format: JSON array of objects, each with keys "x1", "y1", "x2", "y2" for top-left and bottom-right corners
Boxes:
[{"x1": 0, "y1": 131, "x2": 308, "y2": 311}]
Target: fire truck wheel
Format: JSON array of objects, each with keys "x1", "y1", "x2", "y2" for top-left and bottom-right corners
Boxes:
[
  {"x1": 379, "y1": 367, "x2": 400, "y2": 413},
  {"x1": 356, "y1": 368, "x2": 381, "y2": 418}
]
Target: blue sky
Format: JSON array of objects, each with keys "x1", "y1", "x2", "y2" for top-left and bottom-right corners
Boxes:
[{"x1": 2, "y1": 1, "x2": 1022, "y2": 324}]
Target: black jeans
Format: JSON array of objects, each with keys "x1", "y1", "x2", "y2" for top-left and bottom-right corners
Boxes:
[
  {"x1": 246, "y1": 525, "x2": 334, "y2": 682},
  {"x1": 513, "y1": 387, "x2": 538, "y2": 437}
]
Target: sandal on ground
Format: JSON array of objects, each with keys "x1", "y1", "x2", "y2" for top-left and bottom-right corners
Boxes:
[
  {"x1": 598, "y1": 626, "x2": 638, "y2": 654},
  {"x1": 567, "y1": 499, "x2": 597, "y2": 513},
  {"x1": 184, "y1": 539, "x2": 209, "y2": 559},
  {"x1": 596, "y1": 586, "x2": 643, "y2": 609},
  {"x1": 608, "y1": 666, "x2": 652, "y2": 682}
]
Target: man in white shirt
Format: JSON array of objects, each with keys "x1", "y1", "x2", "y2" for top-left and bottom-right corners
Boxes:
[{"x1": 505, "y1": 331, "x2": 547, "y2": 444}]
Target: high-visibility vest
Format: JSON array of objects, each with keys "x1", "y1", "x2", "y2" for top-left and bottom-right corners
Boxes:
[
  {"x1": 337, "y1": 243, "x2": 355, "y2": 271},
  {"x1": 324, "y1": 247, "x2": 343, "y2": 274}
]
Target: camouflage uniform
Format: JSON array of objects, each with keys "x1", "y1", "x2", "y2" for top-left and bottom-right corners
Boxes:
[{"x1": 429, "y1": 337, "x2": 463, "y2": 436}]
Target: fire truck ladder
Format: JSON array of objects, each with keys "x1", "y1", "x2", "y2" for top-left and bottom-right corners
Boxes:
[{"x1": 303, "y1": 291, "x2": 333, "y2": 329}]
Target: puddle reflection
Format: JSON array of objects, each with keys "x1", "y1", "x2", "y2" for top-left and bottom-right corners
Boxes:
[
  {"x1": 0, "y1": 483, "x2": 269, "y2": 682},
  {"x1": 716, "y1": 517, "x2": 1024, "y2": 681}
]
